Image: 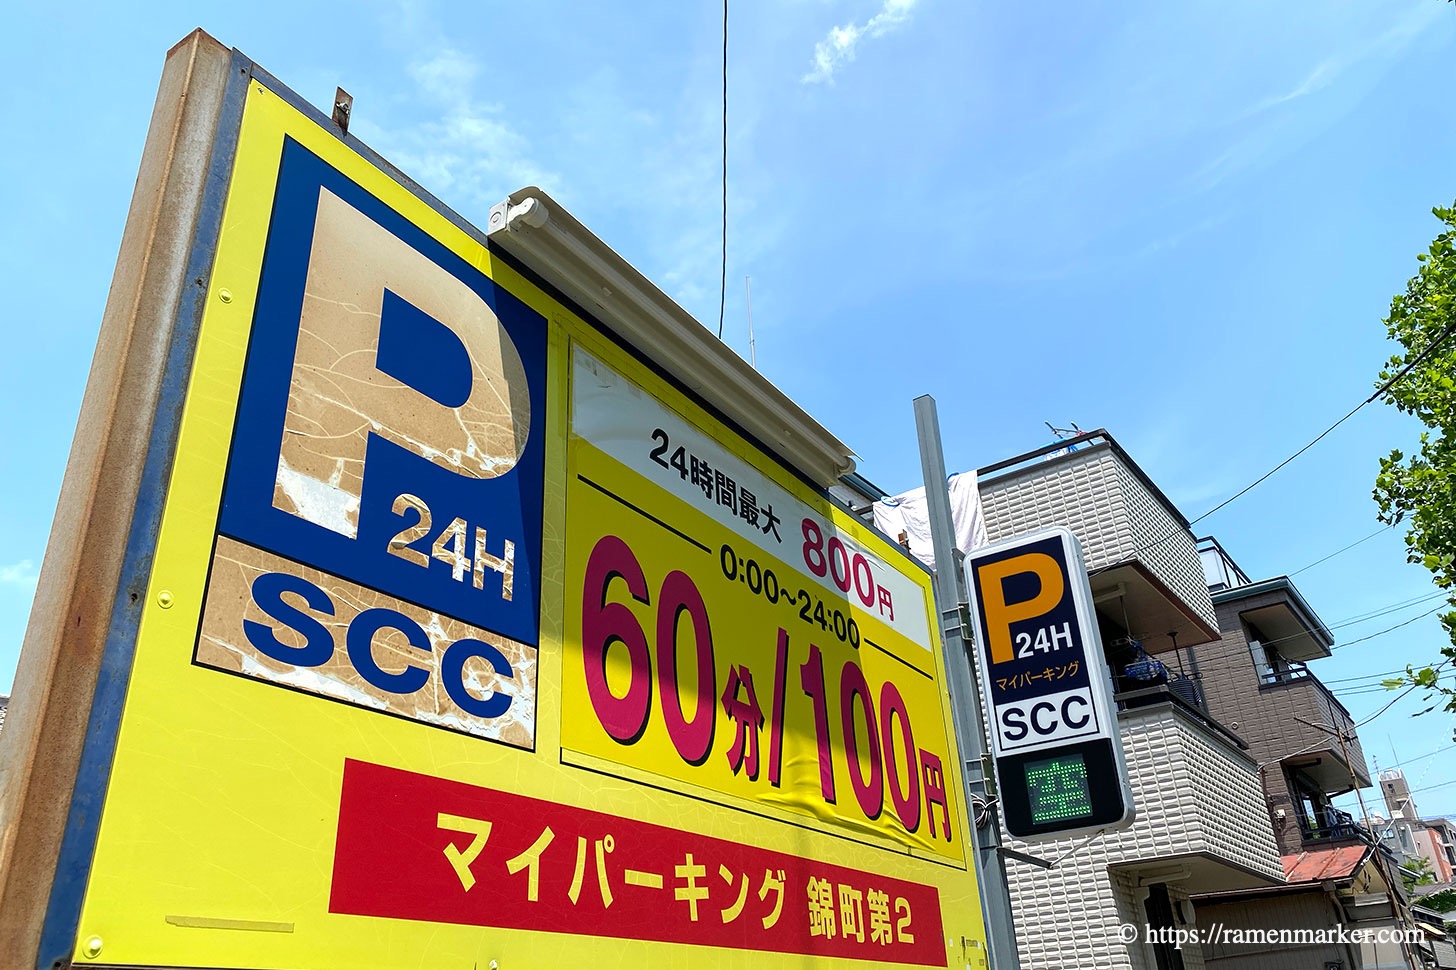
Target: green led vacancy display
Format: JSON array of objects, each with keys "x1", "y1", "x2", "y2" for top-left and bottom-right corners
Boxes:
[{"x1": 1026, "y1": 752, "x2": 1093, "y2": 824}]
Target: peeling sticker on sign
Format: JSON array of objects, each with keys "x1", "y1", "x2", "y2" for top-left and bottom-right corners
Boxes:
[
  {"x1": 197, "y1": 535, "x2": 536, "y2": 747},
  {"x1": 272, "y1": 187, "x2": 531, "y2": 539}
]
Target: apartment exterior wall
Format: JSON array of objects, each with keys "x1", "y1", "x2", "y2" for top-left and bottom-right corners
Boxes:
[
  {"x1": 1114, "y1": 872, "x2": 1211, "y2": 970},
  {"x1": 1006, "y1": 703, "x2": 1281, "y2": 970},
  {"x1": 1412, "y1": 824, "x2": 1456, "y2": 883},
  {"x1": 1110, "y1": 456, "x2": 1214, "y2": 635},
  {"x1": 1185, "y1": 597, "x2": 1368, "y2": 854},
  {"x1": 1429, "y1": 819, "x2": 1456, "y2": 880},
  {"x1": 978, "y1": 441, "x2": 1217, "y2": 635}
]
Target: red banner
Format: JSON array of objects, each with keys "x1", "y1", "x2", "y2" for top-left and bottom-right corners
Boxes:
[{"x1": 330, "y1": 759, "x2": 947, "y2": 965}]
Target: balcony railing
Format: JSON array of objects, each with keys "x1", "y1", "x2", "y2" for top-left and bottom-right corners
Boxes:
[
  {"x1": 1114, "y1": 647, "x2": 1208, "y2": 713},
  {"x1": 1299, "y1": 807, "x2": 1369, "y2": 845},
  {"x1": 1256, "y1": 660, "x2": 1311, "y2": 686},
  {"x1": 1198, "y1": 535, "x2": 1251, "y2": 592},
  {"x1": 1260, "y1": 664, "x2": 1361, "y2": 744},
  {"x1": 1116, "y1": 683, "x2": 1247, "y2": 752}
]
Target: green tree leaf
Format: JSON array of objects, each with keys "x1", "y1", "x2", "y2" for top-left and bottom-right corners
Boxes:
[{"x1": 1373, "y1": 201, "x2": 1456, "y2": 739}]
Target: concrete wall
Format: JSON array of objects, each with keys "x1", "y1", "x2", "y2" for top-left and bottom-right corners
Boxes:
[{"x1": 1413, "y1": 824, "x2": 1456, "y2": 883}]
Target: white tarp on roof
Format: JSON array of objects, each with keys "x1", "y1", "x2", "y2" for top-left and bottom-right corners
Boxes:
[{"x1": 872, "y1": 471, "x2": 988, "y2": 572}]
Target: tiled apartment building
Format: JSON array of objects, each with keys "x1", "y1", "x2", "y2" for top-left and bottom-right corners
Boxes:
[
  {"x1": 962, "y1": 431, "x2": 1413, "y2": 970},
  {"x1": 841, "y1": 428, "x2": 1419, "y2": 969},
  {"x1": 1191, "y1": 537, "x2": 1370, "y2": 855},
  {"x1": 1179, "y1": 541, "x2": 1418, "y2": 970},
  {"x1": 974, "y1": 433, "x2": 1285, "y2": 970}
]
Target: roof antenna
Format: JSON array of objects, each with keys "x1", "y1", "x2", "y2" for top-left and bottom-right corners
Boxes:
[{"x1": 745, "y1": 276, "x2": 756, "y2": 369}]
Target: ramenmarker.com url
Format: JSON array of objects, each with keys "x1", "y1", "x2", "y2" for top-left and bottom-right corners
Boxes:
[{"x1": 1116, "y1": 922, "x2": 1426, "y2": 950}]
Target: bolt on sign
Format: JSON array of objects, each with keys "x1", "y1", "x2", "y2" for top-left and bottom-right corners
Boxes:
[
  {"x1": 4, "y1": 33, "x2": 989, "y2": 970},
  {"x1": 963, "y1": 527, "x2": 1135, "y2": 842}
]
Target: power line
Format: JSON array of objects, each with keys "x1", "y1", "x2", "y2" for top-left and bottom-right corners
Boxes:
[
  {"x1": 1385, "y1": 742, "x2": 1456, "y2": 770},
  {"x1": 1356, "y1": 682, "x2": 1421, "y2": 727},
  {"x1": 1405, "y1": 777, "x2": 1456, "y2": 799},
  {"x1": 1353, "y1": 659, "x2": 1451, "y2": 727},
  {"x1": 1238, "y1": 589, "x2": 1450, "y2": 655},
  {"x1": 1330, "y1": 589, "x2": 1450, "y2": 629},
  {"x1": 1333, "y1": 585, "x2": 1450, "y2": 632},
  {"x1": 1188, "y1": 408, "x2": 1373, "y2": 532},
  {"x1": 715, "y1": 0, "x2": 728, "y2": 341},
  {"x1": 1327, "y1": 664, "x2": 1414, "y2": 684},
  {"x1": 1333, "y1": 604, "x2": 1451, "y2": 652},
  {"x1": 1289, "y1": 524, "x2": 1395, "y2": 577},
  {"x1": 1109, "y1": 313, "x2": 1456, "y2": 563},
  {"x1": 1327, "y1": 664, "x2": 1428, "y2": 684},
  {"x1": 1335, "y1": 672, "x2": 1456, "y2": 697}
]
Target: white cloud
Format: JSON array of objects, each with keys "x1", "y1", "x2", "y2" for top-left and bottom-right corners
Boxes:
[
  {"x1": 0, "y1": 560, "x2": 38, "y2": 591},
  {"x1": 1257, "y1": 61, "x2": 1335, "y2": 110},
  {"x1": 803, "y1": 0, "x2": 919, "y2": 84},
  {"x1": 383, "y1": 111, "x2": 558, "y2": 209},
  {"x1": 409, "y1": 48, "x2": 479, "y2": 102},
  {"x1": 1246, "y1": 1, "x2": 1442, "y2": 117},
  {"x1": 357, "y1": 48, "x2": 561, "y2": 215}
]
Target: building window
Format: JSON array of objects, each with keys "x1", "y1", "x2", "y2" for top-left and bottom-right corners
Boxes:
[
  {"x1": 1249, "y1": 635, "x2": 1308, "y2": 686},
  {"x1": 1248, "y1": 639, "x2": 1273, "y2": 682},
  {"x1": 1286, "y1": 768, "x2": 1356, "y2": 842}
]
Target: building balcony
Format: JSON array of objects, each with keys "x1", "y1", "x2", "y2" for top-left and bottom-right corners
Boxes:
[
  {"x1": 1297, "y1": 806, "x2": 1366, "y2": 845},
  {"x1": 1007, "y1": 689, "x2": 1283, "y2": 890},
  {"x1": 1002, "y1": 692, "x2": 1283, "y2": 968},
  {"x1": 1262, "y1": 666, "x2": 1371, "y2": 794},
  {"x1": 1201, "y1": 539, "x2": 1338, "y2": 667},
  {"x1": 1110, "y1": 693, "x2": 1285, "y2": 889},
  {"x1": 978, "y1": 431, "x2": 1218, "y2": 655}
]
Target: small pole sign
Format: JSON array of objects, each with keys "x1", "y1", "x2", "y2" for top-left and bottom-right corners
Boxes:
[{"x1": 963, "y1": 527, "x2": 1134, "y2": 841}]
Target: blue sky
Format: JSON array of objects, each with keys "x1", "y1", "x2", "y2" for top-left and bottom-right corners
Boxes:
[{"x1": 3, "y1": 1, "x2": 1456, "y2": 818}]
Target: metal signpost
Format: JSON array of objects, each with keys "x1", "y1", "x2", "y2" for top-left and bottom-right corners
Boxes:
[
  {"x1": 913, "y1": 395, "x2": 1020, "y2": 970},
  {"x1": 963, "y1": 529, "x2": 1135, "y2": 842},
  {"x1": 0, "y1": 32, "x2": 993, "y2": 970}
]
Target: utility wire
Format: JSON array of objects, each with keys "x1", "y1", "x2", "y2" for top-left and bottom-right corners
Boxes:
[
  {"x1": 1289, "y1": 524, "x2": 1394, "y2": 577},
  {"x1": 1325, "y1": 669, "x2": 1404, "y2": 684},
  {"x1": 1204, "y1": 313, "x2": 1456, "y2": 527},
  {"x1": 1189, "y1": 404, "x2": 1371, "y2": 531},
  {"x1": 1382, "y1": 741, "x2": 1456, "y2": 769},
  {"x1": 1403, "y1": 777, "x2": 1456, "y2": 798},
  {"x1": 1336, "y1": 672, "x2": 1456, "y2": 697},
  {"x1": 1327, "y1": 664, "x2": 1432, "y2": 684},
  {"x1": 1330, "y1": 589, "x2": 1451, "y2": 628},
  {"x1": 1327, "y1": 591, "x2": 1451, "y2": 632},
  {"x1": 1333, "y1": 604, "x2": 1451, "y2": 652},
  {"x1": 1229, "y1": 588, "x2": 1449, "y2": 655},
  {"x1": 715, "y1": 0, "x2": 728, "y2": 341},
  {"x1": 1353, "y1": 659, "x2": 1451, "y2": 727},
  {"x1": 1356, "y1": 682, "x2": 1421, "y2": 727},
  {"x1": 1101, "y1": 314, "x2": 1456, "y2": 566}
]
